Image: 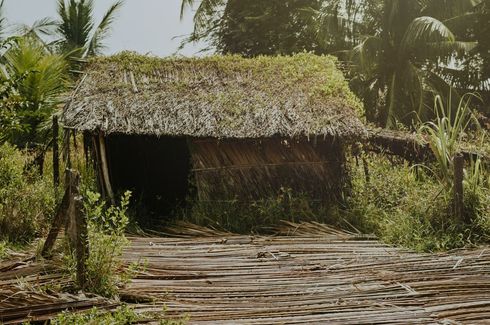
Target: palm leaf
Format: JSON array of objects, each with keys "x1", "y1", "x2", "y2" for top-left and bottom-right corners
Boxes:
[
  {"x1": 180, "y1": 0, "x2": 195, "y2": 20},
  {"x1": 401, "y1": 16, "x2": 456, "y2": 52},
  {"x1": 88, "y1": 0, "x2": 123, "y2": 56},
  {"x1": 0, "y1": 0, "x2": 5, "y2": 40},
  {"x1": 192, "y1": 0, "x2": 226, "y2": 34},
  {"x1": 57, "y1": 0, "x2": 95, "y2": 55}
]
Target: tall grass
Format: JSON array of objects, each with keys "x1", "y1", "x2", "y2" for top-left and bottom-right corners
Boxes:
[
  {"x1": 418, "y1": 94, "x2": 481, "y2": 186},
  {"x1": 342, "y1": 154, "x2": 489, "y2": 252}
]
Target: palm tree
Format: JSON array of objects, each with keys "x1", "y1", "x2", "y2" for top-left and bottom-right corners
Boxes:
[
  {"x1": 1, "y1": 37, "x2": 67, "y2": 147},
  {"x1": 349, "y1": 0, "x2": 480, "y2": 128},
  {"x1": 180, "y1": 0, "x2": 224, "y2": 32},
  {"x1": 181, "y1": 0, "x2": 327, "y2": 56},
  {"x1": 0, "y1": 0, "x2": 5, "y2": 40},
  {"x1": 56, "y1": 0, "x2": 123, "y2": 58}
]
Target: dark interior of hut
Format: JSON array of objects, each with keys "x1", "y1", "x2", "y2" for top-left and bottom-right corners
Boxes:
[
  {"x1": 106, "y1": 134, "x2": 193, "y2": 224},
  {"x1": 103, "y1": 134, "x2": 347, "y2": 230}
]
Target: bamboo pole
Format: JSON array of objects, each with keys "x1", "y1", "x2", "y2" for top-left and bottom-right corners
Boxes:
[
  {"x1": 73, "y1": 194, "x2": 88, "y2": 288},
  {"x1": 98, "y1": 132, "x2": 115, "y2": 204},
  {"x1": 91, "y1": 135, "x2": 107, "y2": 199},
  {"x1": 52, "y1": 116, "x2": 60, "y2": 188}
]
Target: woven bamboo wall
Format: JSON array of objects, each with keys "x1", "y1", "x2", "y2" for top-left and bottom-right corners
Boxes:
[{"x1": 189, "y1": 137, "x2": 348, "y2": 203}]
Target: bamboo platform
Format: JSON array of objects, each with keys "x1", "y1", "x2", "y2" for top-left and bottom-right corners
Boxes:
[
  {"x1": 1, "y1": 222, "x2": 490, "y2": 324},
  {"x1": 0, "y1": 259, "x2": 115, "y2": 324},
  {"x1": 122, "y1": 222, "x2": 490, "y2": 324}
]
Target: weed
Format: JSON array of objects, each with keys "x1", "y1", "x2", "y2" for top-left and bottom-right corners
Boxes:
[
  {"x1": 63, "y1": 191, "x2": 132, "y2": 297},
  {"x1": 50, "y1": 305, "x2": 189, "y2": 325},
  {"x1": 51, "y1": 305, "x2": 140, "y2": 325}
]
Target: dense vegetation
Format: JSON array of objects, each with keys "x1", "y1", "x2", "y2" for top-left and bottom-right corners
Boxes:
[
  {"x1": 0, "y1": 0, "x2": 488, "y2": 309},
  {"x1": 182, "y1": 0, "x2": 490, "y2": 127},
  {"x1": 0, "y1": 0, "x2": 488, "y2": 323}
]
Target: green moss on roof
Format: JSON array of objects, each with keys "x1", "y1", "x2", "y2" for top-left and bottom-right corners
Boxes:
[
  {"x1": 91, "y1": 52, "x2": 362, "y2": 112},
  {"x1": 64, "y1": 52, "x2": 366, "y2": 139}
]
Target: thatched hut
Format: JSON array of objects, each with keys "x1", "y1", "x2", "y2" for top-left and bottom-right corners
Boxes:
[{"x1": 63, "y1": 52, "x2": 366, "y2": 217}]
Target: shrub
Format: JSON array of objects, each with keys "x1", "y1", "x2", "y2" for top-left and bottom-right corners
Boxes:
[
  {"x1": 0, "y1": 143, "x2": 55, "y2": 243},
  {"x1": 63, "y1": 191, "x2": 132, "y2": 297},
  {"x1": 343, "y1": 155, "x2": 489, "y2": 252}
]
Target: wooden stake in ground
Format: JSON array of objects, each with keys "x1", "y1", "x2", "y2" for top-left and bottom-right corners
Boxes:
[
  {"x1": 41, "y1": 169, "x2": 79, "y2": 257},
  {"x1": 73, "y1": 194, "x2": 88, "y2": 288},
  {"x1": 453, "y1": 153, "x2": 465, "y2": 222}
]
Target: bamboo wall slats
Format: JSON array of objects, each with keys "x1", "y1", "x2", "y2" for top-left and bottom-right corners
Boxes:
[{"x1": 190, "y1": 138, "x2": 347, "y2": 202}]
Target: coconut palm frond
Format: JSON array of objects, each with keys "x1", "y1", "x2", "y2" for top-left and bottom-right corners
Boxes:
[
  {"x1": 401, "y1": 16, "x2": 455, "y2": 52},
  {"x1": 88, "y1": 0, "x2": 123, "y2": 56}
]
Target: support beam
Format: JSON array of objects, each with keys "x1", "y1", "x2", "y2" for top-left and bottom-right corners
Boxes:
[
  {"x1": 52, "y1": 116, "x2": 60, "y2": 188},
  {"x1": 98, "y1": 132, "x2": 115, "y2": 204}
]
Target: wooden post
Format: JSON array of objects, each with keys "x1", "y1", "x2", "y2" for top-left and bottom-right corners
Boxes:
[
  {"x1": 453, "y1": 153, "x2": 465, "y2": 222},
  {"x1": 41, "y1": 169, "x2": 79, "y2": 257},
  {"x1": 63, "y1": 129, "x2": 72, "y2": 169},
  {"x1": 91, "y1": 135, "x2": 107, "y2": 199},
  {"x1": 41, "y1": 179, "x2": 72, "y2": 257},
  {"x1": 98, "y1": 132, "x2": 115, "y2": 204},
  {"x1": 74, "y1": 194, "x2": 88, "y2": 288},
  {"x1": 52, "y1": 116, "x2": 60, "y2": 188},
  {"x1": 362, "y1": 156, "x2": 370, "y2": 184}
]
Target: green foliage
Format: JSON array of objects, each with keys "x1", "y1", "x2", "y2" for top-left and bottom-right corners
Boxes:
[
  {"x1": 418, "y1": 94, "x2": 481, "y2": 186},
  {"x1": 0, "y1": 143, "x2": 55, "y2": 243},
  {"x1": 342, "y1": 155, "x2": 489, "y2": 252},
  {"x1": 1, "y1": 36, "x2": 67, "y2": 147},
  {"x1": 349, "y1": 0, "x2": 479, "y2": 127},
  {"x1": 51, "y1": 305, "x2": 189, "y2": 325},
  {"x1": 180, "y1": 0, "x2": 380, "y2": 56},
  {"x1": 198, "y1": 0, "x2": 326, "y2": 56},
  {"x1": 52, "y1": 305, "x2": 140, "y2": 325},
  {"x1": 91, "y1": 52, "x2": 363, "y2": 117},
  {"x1": 56, "y1": 0, "x2": 123, "y2": 58},
  {"x1": 0, "y1": 240, "x2": 7, "y2": 259},
  {"x1": 85, "y1": 190, "x2": 131, "y2": 235},
  {"x1": 0, "y1": 71, "x2": 29, "y2": 142},
  {"x1": 64, "y1": 190, "x2": 132, "y2": 297}
]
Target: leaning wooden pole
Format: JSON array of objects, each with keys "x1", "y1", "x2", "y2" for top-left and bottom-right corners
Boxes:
[
  {"x1": 453, "y1": 154, "x2": 465, "y2": 223},
  {"x1": 41, "y1": 169, "x2": 79, "y2": 258},
  {"x1": 41, "y1": 171, "x2": 74, "y2": 258},
  {"x1": 73, "y1": 194, "x2": 88, "y2": 288},
  {"x1": 52, "y1": 116, "x2": 60, "y2": 188},
  {"x1": 98, "y1": 132, "x2": 115, "y2": 204}
]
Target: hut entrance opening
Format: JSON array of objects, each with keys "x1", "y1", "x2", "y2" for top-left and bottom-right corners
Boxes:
[{"x1": 106, "y1": 134, "x2": 192, "y2": 220}]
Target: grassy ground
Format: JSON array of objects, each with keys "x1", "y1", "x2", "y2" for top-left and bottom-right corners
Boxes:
[{"x1": 336, "y1": 154, "x2": 490, "y2": 252}]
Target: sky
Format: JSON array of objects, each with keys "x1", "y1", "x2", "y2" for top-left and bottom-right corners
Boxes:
[{"x1": 4, "y1": 0, "x2": 206, "y2": 56}]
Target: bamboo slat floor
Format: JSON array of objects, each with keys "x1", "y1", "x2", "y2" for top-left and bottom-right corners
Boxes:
[
  {"x1": 0, "y1": 259, "x2": 115, "y2": 324},
  {"x1": 1, "y1": 222, "x2": 490, "y2": 324},
  {"x1": 123, "y1": 222, "x2": 490, "y2": 324}
]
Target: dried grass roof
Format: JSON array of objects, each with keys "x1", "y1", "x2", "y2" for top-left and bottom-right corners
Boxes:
[{"x1": 64, "y1": 52, "x2": 366, "y2": 139}]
